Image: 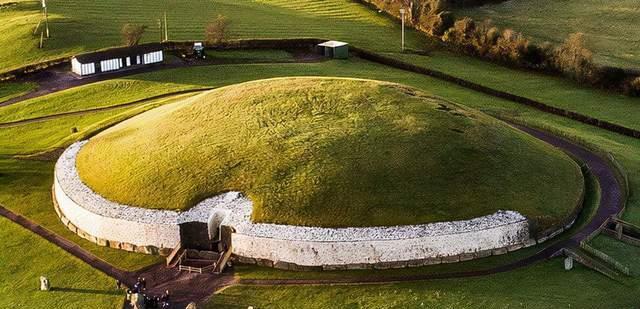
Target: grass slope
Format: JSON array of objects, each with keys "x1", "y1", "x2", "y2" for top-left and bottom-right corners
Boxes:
[
  {"x1": 0, "y1": 0, "x2": 424, "y2": 73},
  {"x1": 457, "y1": 0, "x2": 640, "y2": 69},
  {"x1": 0, "y1": 216, "x2": 123, "y2": 308},
  {"x1": 76, "y1": 77, "x2": 582, "y2": 229},
  {"x1": 0, "y1": 158, "x2": 163, "y2": 270},
  {"x1": 0, "y1": 81, "x2": 36, "y2": 104}
]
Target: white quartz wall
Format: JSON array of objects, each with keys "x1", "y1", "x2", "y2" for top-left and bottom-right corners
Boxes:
[
  {"x1": 54, "y1": 141, "x2": 532, "y2": 264},
  {"x1": 54, "y1": 174, "x2": 181, "y2": 248},
  {"x1": 231, "y1": 219, "x2": 529, "y2": 266}
]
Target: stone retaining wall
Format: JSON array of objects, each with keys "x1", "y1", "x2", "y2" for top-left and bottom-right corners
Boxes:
[{"x1": 54, "y1": 141, "x2": 535, "y2": 268}]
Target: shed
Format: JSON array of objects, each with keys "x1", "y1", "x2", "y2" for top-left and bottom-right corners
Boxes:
[
  {"x1": 317, "y1": 41, "x2": 349, "y2": 59},
  {"x1": 71, "y1": 43, "x2": 164, "y2": 76}
]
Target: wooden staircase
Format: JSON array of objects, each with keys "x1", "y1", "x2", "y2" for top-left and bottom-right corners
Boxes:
[
  {"x1": 213, "y1": 246, "x2": 233, "y2": 274},
  {"x1": 166, "y1": 243, "x2": 184, "y2": 268},
  {"x1": 166, "y1": 242, "x2": 234, "y2": 274}
]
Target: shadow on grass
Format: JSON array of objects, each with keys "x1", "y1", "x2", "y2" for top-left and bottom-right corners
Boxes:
[{"x1": 49, "y1": 287, "x2": 122, "y2": 296}]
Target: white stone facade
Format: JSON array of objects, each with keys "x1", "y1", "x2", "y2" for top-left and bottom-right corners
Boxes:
[{"x1": 54, "y1": 141, "x2": 532, "y2": 267}]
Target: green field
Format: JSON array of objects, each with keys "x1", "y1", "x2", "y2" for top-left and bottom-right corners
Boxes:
[
  {"x1": 0, "y1": 81, "x2": 36, "y2": 104},
  {"x1": 75, "y1": 77, "x2": 582, "y2": 228},
  {"x1": 457, "y1": 0, "x2": 640, "y2": 69},
  {"x1": 0, "y1": 216, "x2": 124, "y2": 308},
  {"x1": 209, "y1": 236, "x2": 640, "y2": 308},
  {"x1": 1, "y1": 52, "x2": 640, "y2": 307},
  {"x1": 0, "y1": 0, "x2": 424, "y2": 73},
  {"x1": 0, "y1": 0, "x2": 639, "y2": 307}
]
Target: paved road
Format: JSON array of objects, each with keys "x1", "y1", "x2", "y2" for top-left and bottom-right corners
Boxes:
[{"x1": 0, "y1": 124, "x2": 625, "y2": 303}]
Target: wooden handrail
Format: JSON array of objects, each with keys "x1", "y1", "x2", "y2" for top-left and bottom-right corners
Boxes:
[
  {"x1": 166, "y1": 243, "x2": 183, "y2": 266},
  {"x1": 214, "y1": 246, "x2": 233, "y2": 274}
]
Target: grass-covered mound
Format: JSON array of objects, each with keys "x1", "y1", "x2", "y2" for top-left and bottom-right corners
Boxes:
[{"x1": 76, "y1": 77, "x2": 583, "y2": 229}]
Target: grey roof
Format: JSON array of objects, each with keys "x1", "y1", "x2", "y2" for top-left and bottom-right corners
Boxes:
[{"x1": 73, "y1": 43, "x2": 163, "y2": 63}]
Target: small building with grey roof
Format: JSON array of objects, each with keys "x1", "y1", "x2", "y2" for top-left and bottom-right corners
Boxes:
[{"x1": 71, "y1": 43, "x2": 164, "y2": 76}]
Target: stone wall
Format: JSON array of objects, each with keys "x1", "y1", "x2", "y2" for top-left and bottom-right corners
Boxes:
[
  {"x1": 231, "y1": 217, "x2": 529, "y2": 269},
  {"x1": 55, "y1": 141, "x2": 535, "y2": 268}
]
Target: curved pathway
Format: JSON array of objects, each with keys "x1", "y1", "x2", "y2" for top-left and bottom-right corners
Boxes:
[{"x1": 0, "y1": 124, "x2": 625, "y2": 304}]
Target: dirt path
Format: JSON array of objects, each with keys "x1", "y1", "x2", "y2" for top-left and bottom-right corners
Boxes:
[{"x1": 0, "y1": 124, "x2": 624, "y2": 305}]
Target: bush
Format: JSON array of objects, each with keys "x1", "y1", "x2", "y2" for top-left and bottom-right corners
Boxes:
[
  {"x1": 205, "y1": 15, "x2": 231, "y2": 45},
  {"x1": 363, "y1": 0, "x2": 638, "y2": 96},
  {"x1": 553, "y1": 33, "x2": 595, "y2": 84},
  {"x1": 121, "y1": 24, "x2": 146, "y2": 47},
  {"x1": 625, "y1": 77, "x2": 640, "y2": 96}
]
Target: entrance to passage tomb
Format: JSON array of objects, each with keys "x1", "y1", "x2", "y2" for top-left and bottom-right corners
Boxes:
[
  {"x1": 178, "y1": 210, "x2": 231, "y2": 251},
  {"x1": 179, "y1": 222, "x2": 211, "y2": 251}
]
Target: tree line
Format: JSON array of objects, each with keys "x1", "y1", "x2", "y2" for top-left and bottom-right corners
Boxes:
[
  {"x1": 364, "y1": 0, "x2": 640, "y2": 96},
  {"x1": 120, "y1": 15, "x2": 231, "y2": 48}
]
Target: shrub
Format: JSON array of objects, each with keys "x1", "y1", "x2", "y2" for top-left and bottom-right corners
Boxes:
[
  {"x1": 121, "y1": 23, "x2": 146, "y2": 47},
  {"x1": 205, "y1": 15, "x2": 231, "y2": 45},
  {"x1": 553, "y1": 33, "x2": 595, "y2": 84},
  {"x1": 625, "y1": 77, "x2": 640, "y2": 96}
]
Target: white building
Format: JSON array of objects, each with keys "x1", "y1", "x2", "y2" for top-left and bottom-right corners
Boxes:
[{"x1": 71, "y1": 43, "x2": 164, "y2": 76}]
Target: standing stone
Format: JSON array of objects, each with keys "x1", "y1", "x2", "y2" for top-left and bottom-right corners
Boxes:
[
  {"x1": 186, "y1": 302, "x2": 198, "y2": 309},
  {"x1": 39, "y1": 276, "x2": 50, "y2": 291},
  {"x1": 616, "y1": 223, "x2": 623, "y2": 239},
  {"x1": 131, "y1": 293, "x2": 145, "y2": 309},
  {"x1": 564, "y1": 257, "x2": 573, "y2": 270}
]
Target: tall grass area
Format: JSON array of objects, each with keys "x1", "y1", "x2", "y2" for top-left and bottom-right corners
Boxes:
[
  {"x1": 457, "y1": 0, "x2": 640, "y2": 69},
  {"x1": 0, "y1": 0, "x2": 424, "y2": 73},
  {"x1": 0, "y1": 216, "x2": 124, "y2": 308}
]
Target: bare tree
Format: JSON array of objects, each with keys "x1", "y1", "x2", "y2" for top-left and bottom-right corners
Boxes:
[
  {"x1": 122, "y1": 23, "x2": 147, "y2": 46},
  {"x1": 205, "y1": 15, "x2": 231, "y2": 45}
]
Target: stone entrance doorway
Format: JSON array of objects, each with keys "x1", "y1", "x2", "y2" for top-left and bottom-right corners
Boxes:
[
  {"x1": 179, "y1": 222, "x2": 211, "y2": 251},
  {"x1": 178, "y1": 210, "x2": 231, "y2": 251}
]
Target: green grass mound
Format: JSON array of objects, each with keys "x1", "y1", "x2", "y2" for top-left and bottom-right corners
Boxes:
[{"x1": 76, "y1": 77, "x2": 583, "y2": 229}]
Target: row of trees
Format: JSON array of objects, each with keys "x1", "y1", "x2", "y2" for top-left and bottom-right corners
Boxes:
[
  {"x1": 120, "y1": 15, "x2": 231, "y2": 47},
  {"x1": 366, "y1": 0, "x2": 640, "y2": 95}
]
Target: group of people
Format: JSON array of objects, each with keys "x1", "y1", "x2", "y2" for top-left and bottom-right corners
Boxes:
[{"x1": 120, "y1": 277, "x2": 172, "y2": 309}]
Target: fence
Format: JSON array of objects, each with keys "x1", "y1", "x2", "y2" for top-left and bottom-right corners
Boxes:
[{"x1": 579, "y1": 241, "x2": 630, "y2": 275}]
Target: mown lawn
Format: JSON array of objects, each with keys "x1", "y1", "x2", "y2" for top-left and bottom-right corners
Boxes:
[
  {"x1": 457, "y1": 0, "x2": 640, "y2": 69},
  {"x1": 0, "y1": 81, "x2": 36, "y2": 104},
  {"x1": 387, "y1": 52, "x2": 640, "y2": 132},
  {"x1": 0, "y1": 158, "x2": 163, "y2": 271},
  {"x1": 0, "y1": 0, "x2": 425, "y2": 73},
  {"x1": 208, "y1": 244, "x2": 639, "y2": 308},
  {"x1": 0, "y1": 216, "x2": 124, "y2": 308},
  {"x1": 2, "y1": 0, "x2": 638, "y2": 136}
]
